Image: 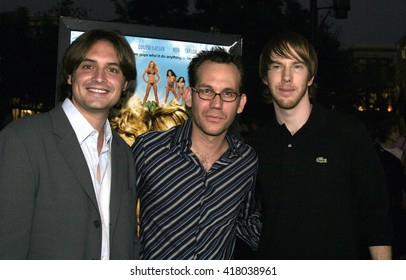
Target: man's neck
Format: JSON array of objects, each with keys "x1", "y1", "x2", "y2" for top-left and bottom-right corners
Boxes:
[
  {"x1": 190, "y1": 126, "x2": 229, "y2": 171},
  {"x1": 380, "y1": 140, "x2": 396, "y2": 150},
  {"x1": 274, "y1": 99, "x2": 313, "y2": 135},
  {"x1": 70, "y1": 99, "x2": 109, "y2": 133}
]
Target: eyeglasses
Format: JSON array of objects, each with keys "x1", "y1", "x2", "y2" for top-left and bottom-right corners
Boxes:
[{"x1": 191, "y1": 87, "x2": 241, "y2": 102}]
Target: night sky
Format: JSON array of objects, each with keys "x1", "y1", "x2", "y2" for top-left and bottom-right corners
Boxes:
[{"x1": 1, "y1": 0, "x2": 405, "y2": 48}]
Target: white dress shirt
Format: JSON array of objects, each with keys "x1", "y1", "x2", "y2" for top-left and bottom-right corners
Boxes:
[{"x1": 62, "y1": 99, "x2": 112, "y2": 260}]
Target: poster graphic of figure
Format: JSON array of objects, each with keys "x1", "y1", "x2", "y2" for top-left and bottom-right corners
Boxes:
[
  {"x1": 142, "y1": 61, "x2": 160, "y2": 106},
  {"x1": 164, "y1": 69, "x2": 177, "y2": 104}
]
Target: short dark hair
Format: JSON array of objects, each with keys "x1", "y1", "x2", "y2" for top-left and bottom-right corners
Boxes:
[
  {"x1": 376, "y1": 117, "x2": 401, "y2": 142},
  {"x1": 59, "y1": 29, "x2": 137, "y2": 107},
  {"x1": 187, "y1": 47, "x2": 244, "y2": 91}
]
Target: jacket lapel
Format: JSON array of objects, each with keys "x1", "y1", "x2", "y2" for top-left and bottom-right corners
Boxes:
[
  {"x1": 50, "y1": 104, "x2": 99, "y2": 210},
  {"x1": 109, "y1": 133, "x2": 124, "y2": 235}
]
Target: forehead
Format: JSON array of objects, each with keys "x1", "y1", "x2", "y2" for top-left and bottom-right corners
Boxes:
[
  {"x1": 197, "y1": 61, "x2": 240, "y2": 86},
  {"x1": 270, "y1": 45, "x2": 303, "y2": 63},
  {"x1": 85, "y1": 40, "x2": 119, "y2": 59}
]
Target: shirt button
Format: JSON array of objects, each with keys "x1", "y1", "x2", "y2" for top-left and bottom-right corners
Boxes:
[{"x1": 287, "y1": 144, "x2": 292, "y2": 148}]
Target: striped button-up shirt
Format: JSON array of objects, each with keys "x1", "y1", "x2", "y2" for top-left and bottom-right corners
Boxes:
[{"x1": 132, "y1": 118, "x2": 261, "y2": 259}]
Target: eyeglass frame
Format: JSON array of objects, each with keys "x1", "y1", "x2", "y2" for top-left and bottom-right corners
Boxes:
[{"x1": 191, "y1": 87, "x2": 242, "y2": 102}]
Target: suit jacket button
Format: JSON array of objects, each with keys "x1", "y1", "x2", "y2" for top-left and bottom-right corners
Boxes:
[{"x1": 94, "y1": 220, "x2": 101, "y2": 228}]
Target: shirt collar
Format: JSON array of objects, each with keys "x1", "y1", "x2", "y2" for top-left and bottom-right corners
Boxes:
[
  {"x1": 302, "y1": 102, "x2": 329, "y2": 131},
  {"x1": 270, "y1": 102, "x2": 327, "y2": 133},
  {"x1": 62, "y1": 98, "x2": 112, "y2": 145},
  {"x1": 171, "y1": 118, "x2": 242, "y2": 158}
]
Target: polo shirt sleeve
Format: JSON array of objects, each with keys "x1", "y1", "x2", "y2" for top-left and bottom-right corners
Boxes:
[{"x1": 351, "y1": 120, "x2": 392, "y2": 246}]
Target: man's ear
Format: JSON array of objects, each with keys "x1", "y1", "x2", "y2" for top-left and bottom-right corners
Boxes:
[
  {"x1": 185, "y1": 87, "x2": 193, "y2": 107},
  {"x1": 307, "y1": 76, "x2": 314, "y2": 87},
  {"x1": 67, "y1": 75, "x2": 72, "y2": 85},
  {"x1": 237, "y1": 94, "x2": 247, "y2": 114}
]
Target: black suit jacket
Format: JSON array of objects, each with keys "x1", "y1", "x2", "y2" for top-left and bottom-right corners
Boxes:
[{"x1": 0, "y1": 103, "x2": 140, "y2": 259}]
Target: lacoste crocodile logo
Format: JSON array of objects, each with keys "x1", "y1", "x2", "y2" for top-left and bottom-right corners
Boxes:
[{"x1": 316, "y1": 157, "x2": 328, "y2": 163}]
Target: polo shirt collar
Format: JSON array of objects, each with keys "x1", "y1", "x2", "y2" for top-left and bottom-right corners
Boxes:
[{"x1": 271, "y1": 102, "x2": 328, "y2": 133}]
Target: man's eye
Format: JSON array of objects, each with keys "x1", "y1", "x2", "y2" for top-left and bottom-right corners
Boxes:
[
  {"x1": 202, "y1": 89, "x2": 213, "y2": 94},
  {"x1": 108, "y1": 67, "x2": 119, "y2": 73},
  {"x1": 82, "y1": 64, "x2": 93, "y2": 70},
  {"x1": 222, "y1": 91, "x2": 234, "y2": 97}
]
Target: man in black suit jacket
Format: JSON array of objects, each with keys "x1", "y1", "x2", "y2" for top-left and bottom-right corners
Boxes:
[{"x1": 0, "y1": 29, "x2": 140, "y2": 259}]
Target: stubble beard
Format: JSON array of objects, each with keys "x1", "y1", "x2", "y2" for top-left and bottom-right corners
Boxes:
[{"x1": 271, "y1": 88, "x2": 307, "y2": 110}]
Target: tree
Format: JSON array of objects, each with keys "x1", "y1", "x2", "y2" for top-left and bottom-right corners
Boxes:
[
  {"x1": 111, "y1": 0, "x2": 188, "y2": 26},
  {"x1": 48, "y1": 0, "x2": 90, "y2": 18}
]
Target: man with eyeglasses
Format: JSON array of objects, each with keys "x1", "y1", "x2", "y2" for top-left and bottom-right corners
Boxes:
[{"x1": 132, "y1": 47, "x2": 261, "y2": 259}]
